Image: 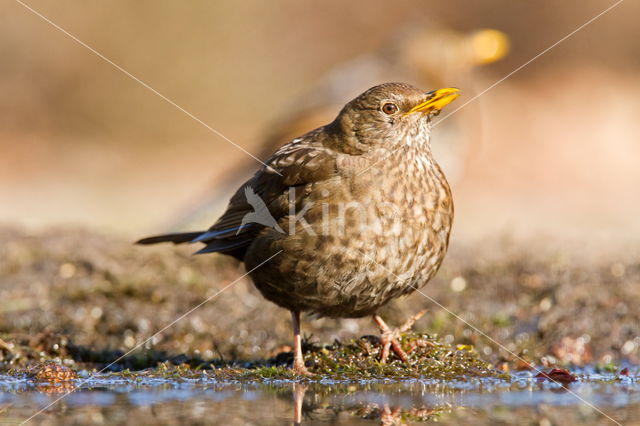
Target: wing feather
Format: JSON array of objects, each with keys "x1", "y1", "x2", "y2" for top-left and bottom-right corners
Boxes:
[{"x1": 194, "y1": 129, "x2": 337, "y2": 258}]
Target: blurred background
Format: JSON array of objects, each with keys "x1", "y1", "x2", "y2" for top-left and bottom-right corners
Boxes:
[{"x1": 1, "y1": 0, "x2": 639, "y2": 243}]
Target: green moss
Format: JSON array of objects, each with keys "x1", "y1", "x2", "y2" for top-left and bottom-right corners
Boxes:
[
  {"x1": 303, "y1": 333, "x2": 508, "y2": 380},
  {"x1": 596, "y1": 361, "x2": 618, "y2": 374},
  {"x1": 242, "y1": 366, "x2": 296, "y2": 379},
  {"x1": 491, "y1": 313, "x2": 512, "y2": 327}
]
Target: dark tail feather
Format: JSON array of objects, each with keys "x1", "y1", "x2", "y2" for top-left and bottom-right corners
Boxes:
[
  {"x1": 136, "y1": 231, "x2": 204, "y2": 245},
  {"x1": 194, "y1": 238, "x2": 252, "y2": 255}
]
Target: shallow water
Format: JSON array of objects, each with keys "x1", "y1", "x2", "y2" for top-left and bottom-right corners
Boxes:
[{"x1": 0, "y1": 369, "x2": 638, "y2": 425}]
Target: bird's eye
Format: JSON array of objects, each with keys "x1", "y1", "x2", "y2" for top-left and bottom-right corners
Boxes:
[{"x1": 381, "y1": 103, "x2": 398, "y2": 115}]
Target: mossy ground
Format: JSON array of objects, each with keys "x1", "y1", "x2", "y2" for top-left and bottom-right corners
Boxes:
[
  {"x1": 302, "y1": 333, "x2": 504, "y2": 380},
  {"x1": 1, "y1": 227, "x2": 639, "y2": 383},
  {"x1": 2, "y1": 331, "x2": 506, "y2": 382}
]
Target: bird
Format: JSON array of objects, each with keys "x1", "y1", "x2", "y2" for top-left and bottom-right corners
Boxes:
[
  {"x1": 166, "y1": 26, "x2": 507, "y2": 229},
  {"x1": 138, "y1": 82, "x2": 460, "y2": 375}
]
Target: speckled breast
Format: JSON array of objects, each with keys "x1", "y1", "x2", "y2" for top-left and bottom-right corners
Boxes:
[{"x1": 245, "y1": 150, "x2": 453, "y2": 318}]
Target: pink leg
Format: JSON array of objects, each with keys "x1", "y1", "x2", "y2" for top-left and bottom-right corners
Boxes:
[{"x1": 291, "y1": 311, "x2": 311, "y2": 375}]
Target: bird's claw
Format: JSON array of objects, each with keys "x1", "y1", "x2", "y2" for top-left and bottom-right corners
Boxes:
[
  {"x1": 373, "y1": 310, "x2": 427, "y2": 364},
  {"x1": 379, "y1": 328, "x2": 409, "y2": 364},
  {"x1": 292, "y1": 360, "x2": 313, "y2": 376}
]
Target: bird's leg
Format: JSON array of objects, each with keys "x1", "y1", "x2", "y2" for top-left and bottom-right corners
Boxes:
[
  {"x1": 372, "y1": 310, "x2": 426, "y2": 364},
  {"x1": 290, "y1": 310, "x2": 311, "y2": 376}
]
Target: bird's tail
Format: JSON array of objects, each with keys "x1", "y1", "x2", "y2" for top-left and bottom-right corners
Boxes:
[{"x1": 136, "y1": 231, "x2": 204, "y2": 245}]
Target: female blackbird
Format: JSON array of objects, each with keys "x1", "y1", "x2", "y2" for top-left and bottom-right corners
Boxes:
[{"x1": 138, "y1": 83, "x2": 460, "y2": 375}]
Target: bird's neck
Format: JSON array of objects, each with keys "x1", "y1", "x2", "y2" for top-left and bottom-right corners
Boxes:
[
  {"x1": 387, "y1": 134, "x2": 451, "y2": 202},
  {"x1": 324, "y1": 118, "x2": 369, "y2": 155}
]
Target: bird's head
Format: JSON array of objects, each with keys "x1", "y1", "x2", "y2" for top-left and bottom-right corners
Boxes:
[{"x1": 330, "y1": 83, "x2": 460, "y2": 152}]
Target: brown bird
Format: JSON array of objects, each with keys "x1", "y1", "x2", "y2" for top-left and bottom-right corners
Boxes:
[{"x1": 138, "y1": 83, "x2": 459, "y2": 375}]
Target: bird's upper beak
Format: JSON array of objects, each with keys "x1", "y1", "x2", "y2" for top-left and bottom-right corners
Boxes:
[{"x1": 406, "y1": 88, "x2": 461, "y2": 115}]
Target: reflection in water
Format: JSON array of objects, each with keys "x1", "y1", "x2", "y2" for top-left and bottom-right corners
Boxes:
[
  {"x1": 0, "y1": 370, "x2": 637, "y2": 425},
  {"x1": 290, "y1": 382, "x2": 447, "y2": 424},
  {"x1": 293, "y1": 383, "x2": 305, "y2": 425}
]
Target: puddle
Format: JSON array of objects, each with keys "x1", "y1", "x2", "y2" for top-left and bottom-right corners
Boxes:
[{"x1": 0, "y1": 369, "x2": 638, "y2": 425}]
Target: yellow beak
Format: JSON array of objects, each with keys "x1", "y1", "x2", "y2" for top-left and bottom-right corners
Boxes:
[{"x1": 406, "y1": 88, "x2": 461, "y2": 115}]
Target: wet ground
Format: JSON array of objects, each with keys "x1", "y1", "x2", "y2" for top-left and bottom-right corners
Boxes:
[
  {"x1": 1, "y1": 368, "x2": 638, "y2": 425},
  {"x1": 1, "y1": 227, "x2": 639, "y2": 424}
]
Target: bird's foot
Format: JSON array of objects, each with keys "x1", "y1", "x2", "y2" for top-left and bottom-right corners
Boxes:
[
  {"x1": 292, "y1": 360, "x2": 313, "y2": 376},
  {"x1": 373, "y1": 310, "x2": 426, "y2": 364}
]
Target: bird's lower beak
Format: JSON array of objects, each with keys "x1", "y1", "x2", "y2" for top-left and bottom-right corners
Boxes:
[{"x1": 406, "y1": 88, "x2": 461, "y2": 115}]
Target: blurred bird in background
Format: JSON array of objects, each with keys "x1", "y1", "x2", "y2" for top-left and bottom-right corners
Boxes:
[{"x1": 167, "y1": 24, "x2": 509, "y2": 230}]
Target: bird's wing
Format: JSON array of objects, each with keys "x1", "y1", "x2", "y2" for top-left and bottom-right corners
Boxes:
[{"x1": 193, "y1": 130, "x2": 338, "y2": 255}]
